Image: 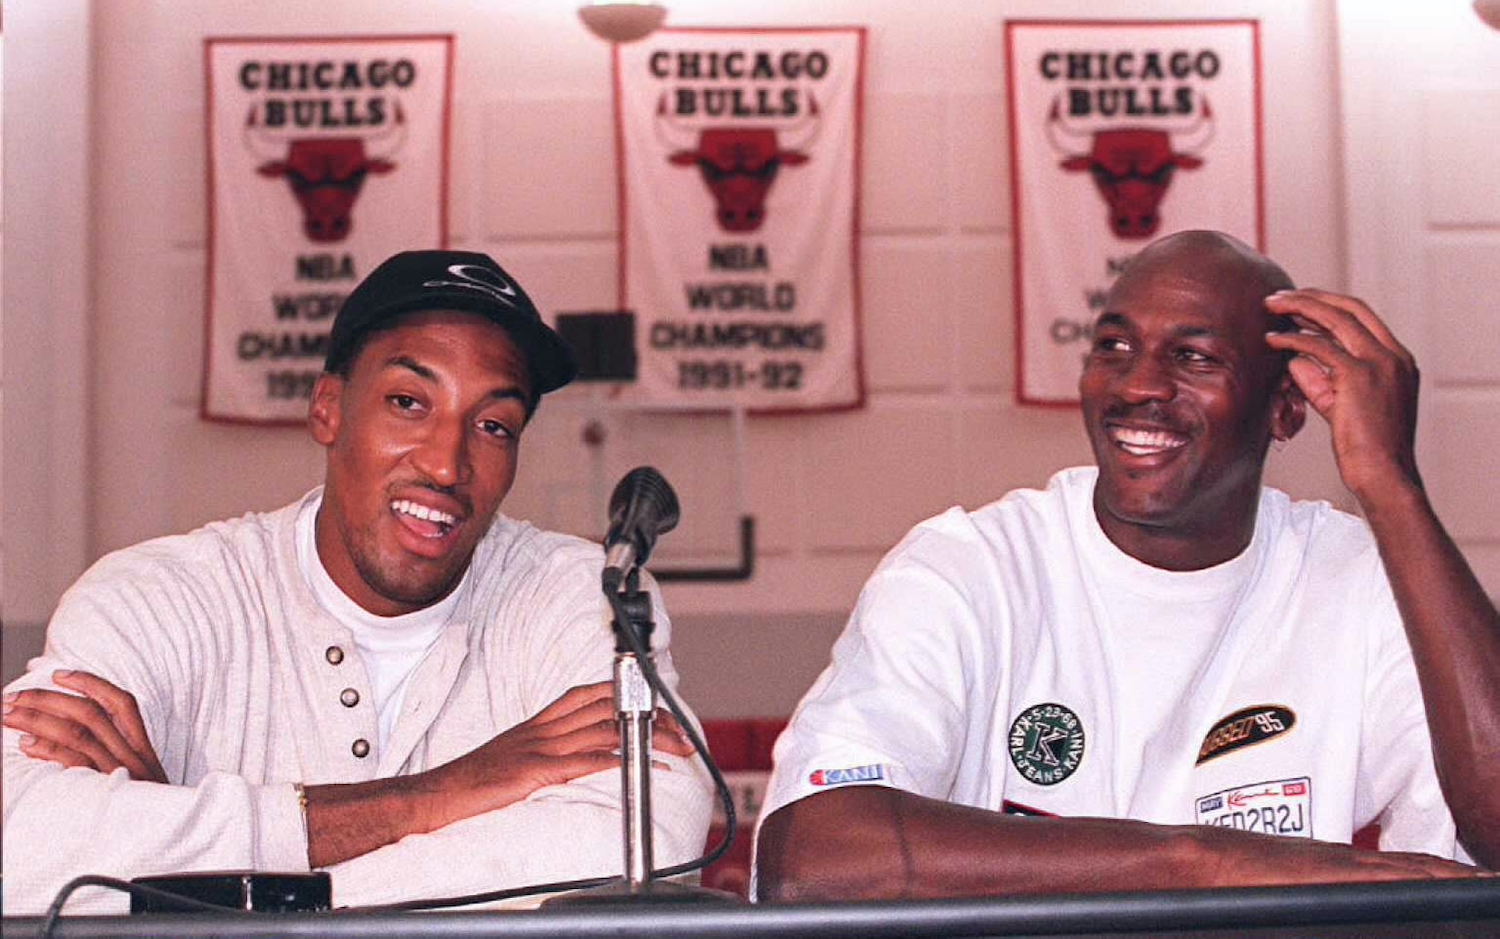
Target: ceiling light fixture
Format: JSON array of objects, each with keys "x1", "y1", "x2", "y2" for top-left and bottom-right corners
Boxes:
[{"x1": 578, "y1": 2, "x2": 668, "y2": 45}]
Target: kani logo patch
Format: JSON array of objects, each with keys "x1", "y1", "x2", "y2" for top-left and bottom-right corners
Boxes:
[
  {"x1": 1197, "y1": 704, "x2": 1296, "y2": 765},
  {"x1": 1008, "y1": 702, "x2": 1085, "y2": 786},
  {"x1": 808, "y1": 763, "x2": 886, "y2": 787}
]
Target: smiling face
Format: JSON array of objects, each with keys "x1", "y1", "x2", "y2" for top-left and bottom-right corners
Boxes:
[
  {"x1": 1079, "y1": 232, "x2": 1304, "y2": 570},
  {"x1": 309, "y1": 310, "x2": 532, "y2": 615}
]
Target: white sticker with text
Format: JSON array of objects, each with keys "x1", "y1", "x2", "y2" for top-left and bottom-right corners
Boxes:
[{"x1": 1195, "y1": 776, "x2": 1312, "y2": 838}]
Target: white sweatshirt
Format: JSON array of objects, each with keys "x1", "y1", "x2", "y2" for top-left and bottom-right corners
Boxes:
[{"x1": 3, "y1": 489, "x2": 713, "y2": 913}]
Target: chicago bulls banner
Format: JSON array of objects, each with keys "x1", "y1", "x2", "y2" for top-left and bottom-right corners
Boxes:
[
  {"x1": 1007, "y1": 20, "x2": 1263, "y2": 404},
  {"x1": 615, "y1": 27, "x2": 865, "y2": 411},
  {"x1": 203, "y1": 35, "x2": 452, "y2": 423}
]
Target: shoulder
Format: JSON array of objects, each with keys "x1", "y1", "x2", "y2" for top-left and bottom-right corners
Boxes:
[
  {"x1": 852, "y1": 468, "x2": 1088, "y2": 627},
  {"x1": 469, "y1": 515, "x2": 604, "y2": 586},
  {"x1": 971, "y1": 465, "x2": 1093, "y2": 534},
  {"x1": 1263, "y1": 487, "x2": 1382, "y2": 573},
  {"x1": 461, "y1": 515, "x2": 615, "y2": 631},
  {"x1": 458, "y1": 517, "x2": 623, "y2": 684},
  {"x1": 69, "y1": 497, "x2": 305, "y2": 601},
  {"x1": 38, "y1": 496, "x2": 309, "y2": 676},
  {"x1": 1258, "y1": 488, "x2": 1397, "y2": 625},
  {"x1": 884, "y1": 467, "x2": 1087, "y2": 577}
]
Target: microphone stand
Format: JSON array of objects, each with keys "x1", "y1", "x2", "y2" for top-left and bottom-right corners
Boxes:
[
  {"x1": 613, "y1": 569, "x2": 658, "y2": 888},
  {"x1": 544, "y1": 568, "x2": 738, "y2": 906}
]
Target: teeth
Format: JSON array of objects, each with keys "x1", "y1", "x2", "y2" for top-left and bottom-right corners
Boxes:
[
  {"x1": 391, "y1": 499, "x2": 457, "y2": 526},
  {"x1": 1111, "y1": 427, "x2": 1187, "y2": 456}
]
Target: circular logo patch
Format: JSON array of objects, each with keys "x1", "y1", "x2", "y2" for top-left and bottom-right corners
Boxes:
[{"x1": 1008, "y1": 702, "x2": 1085, "y2": 785}]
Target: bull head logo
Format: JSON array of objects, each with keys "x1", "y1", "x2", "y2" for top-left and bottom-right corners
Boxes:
[
  {"x1": 656, "y1": 95, "x2": 821, "y2": 233},
  {"x1": 1047, "y1": 97, "x2": 1215, "y2": 240},
  {"x1": 244, "y1": 104, "x2": 407, "y2": 243}
]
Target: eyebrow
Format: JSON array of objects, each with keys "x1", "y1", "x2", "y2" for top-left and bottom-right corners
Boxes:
[
  {"x1": 383, "y1": 355, "x2": 532, "y2": 406},
  {"x1": 1095, "y1": 314, "x2": 1222, "y2": 341}
]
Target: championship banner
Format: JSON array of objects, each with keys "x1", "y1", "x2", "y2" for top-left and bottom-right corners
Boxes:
[
  {"x1": 203, "y1": 35, "x2": 452, "y2": 423},
  {"x1": 615, "y1": 28, "x2": 865, "y2": 411},
  {"x1": 1007, "y1": 20, "x2": 1263, "y2": 404}
]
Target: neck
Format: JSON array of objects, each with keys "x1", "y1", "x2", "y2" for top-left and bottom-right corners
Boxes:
[
  {"x1": 313, "y1": 502, "x2": 426, "y2": 617},
  {"x1": 1093, "y1": 495, "x2": 1260, "y2": 572}
]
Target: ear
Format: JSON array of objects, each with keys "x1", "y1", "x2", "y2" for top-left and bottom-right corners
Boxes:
[
  {"x1": 1268, "y1": 370, "x2": 1307, "y2": 444},
  {"x1": 308, "y1": 373, "x2": 344, "y2": 447}
]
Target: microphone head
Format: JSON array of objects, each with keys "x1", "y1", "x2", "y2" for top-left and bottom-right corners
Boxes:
[{"x1": 607, "y1": 466, "x2": 680, "y2": 564}]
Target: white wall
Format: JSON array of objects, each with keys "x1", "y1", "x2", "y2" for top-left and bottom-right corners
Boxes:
[
  {"x1": 2, "y1": 0, "x2": 93, "y2": 630},
  {"x1": 1336, "y1": 0, "x2": 1500, "y2": 595},
  {"x1": 11, "y1": 0, "x2": 1494, "y2": 717}
]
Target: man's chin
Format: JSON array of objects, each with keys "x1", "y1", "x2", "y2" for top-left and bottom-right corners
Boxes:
[
  {"x1": 355, "y1": 556, "x2": 471, "y2": 613},
  {"x1": 1095, "y1": 482, "x2": 1190, "y2": 531}
]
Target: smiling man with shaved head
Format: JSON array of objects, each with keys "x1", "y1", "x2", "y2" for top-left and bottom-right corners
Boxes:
[
  {"x1": 2, "y1": 251, "x2": 712, "y2": 913},
  {"x1": 756, "y1": 231, "x2": 1500, "y2": 899}
]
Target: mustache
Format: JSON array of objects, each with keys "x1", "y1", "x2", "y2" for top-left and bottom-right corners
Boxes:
[
  {"x1": 1100, "y1": 401, "x2": 1191, "y2": 433},
  {"x1": 391, "y1": 481, "x2": 473, "y2": 517}
]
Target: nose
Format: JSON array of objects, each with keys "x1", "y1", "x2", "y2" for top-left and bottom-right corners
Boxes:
[
  {"x1": 410, "y1": 414, "x2": 470, "y2": 489},
  {"x1": 1116, "y1": 351, "x2": 1175, "y2": 404}
]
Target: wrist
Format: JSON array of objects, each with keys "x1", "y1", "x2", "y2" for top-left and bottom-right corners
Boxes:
[
  {"x1": 304, "y1": 774, "x2": 442, "y2": 868},
  {"x1": 402, "y1": 765, "x2": 454, "y2": 834},
  {"x1": 1349, "y1": 471, "x2": 1428, "y2": 523}
]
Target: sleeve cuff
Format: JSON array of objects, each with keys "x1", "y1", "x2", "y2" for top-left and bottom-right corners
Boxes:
[{"x1": 251, "y1": 782, "x2": 312, "y2": 871}]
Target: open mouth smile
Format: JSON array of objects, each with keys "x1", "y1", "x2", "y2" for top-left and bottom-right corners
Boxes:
[
  {"x1": 1108, "y1": 425, "x2": 1189, "y2": 457},
  {"x1": 391, "y1": 498, "x2": 459, "y2": 539}
]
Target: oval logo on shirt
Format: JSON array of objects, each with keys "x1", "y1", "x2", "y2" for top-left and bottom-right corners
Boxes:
[
  {"x1": 1196, "y1": 704, "x2": 1296, "y2": 765},
  {"x1": 1008, "y1": 702, "x2": 1085, "y2": 786}
]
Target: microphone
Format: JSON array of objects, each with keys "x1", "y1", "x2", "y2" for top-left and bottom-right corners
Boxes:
[{"x1": 602, "y1": 467, "x2": 680, "y2": 591}]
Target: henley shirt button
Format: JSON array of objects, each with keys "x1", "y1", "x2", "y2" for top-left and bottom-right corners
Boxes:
[
  {"x1": 325, "y1": 646, "x2": 345, "y2": 665},
  {"x1": 351, "y1": 738, "x2": 370, "y2": 758},
  {"x1": 339, "y1": 688, "x2": 360, "y2": 708}
]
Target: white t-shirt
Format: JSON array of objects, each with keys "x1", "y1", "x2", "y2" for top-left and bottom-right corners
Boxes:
[
  {"x1": 761, "y1": 467, "x2": 1461, "y2": 862},
  {"x1": 296, "y1": 496, "x2": 453, "y2": 753}
]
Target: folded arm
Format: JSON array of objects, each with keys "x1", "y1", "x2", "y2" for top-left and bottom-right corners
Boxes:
[
  {"x1": 2, "y1": 740, "x2": 309, "y2": 914},
  {"x1": 4, "y1": 624, "x2": 308, "y2": 915},
  {"x1": 324, "y1": 748, "x2": 712, "y2": 907},
  {"x1": 301, "y1": 681, "x2": 694, "y2": 869},
  {"x1": 755, "y1": 786, "x2": 1480, "y2": 902},
  {"x1": 5, "y1": 673, "x2": 705, "y2": 911}
]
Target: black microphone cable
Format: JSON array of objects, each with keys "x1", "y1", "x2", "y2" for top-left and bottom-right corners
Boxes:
[{"x1": 38, "y1": 875, "x2": 253, "y2": 939}]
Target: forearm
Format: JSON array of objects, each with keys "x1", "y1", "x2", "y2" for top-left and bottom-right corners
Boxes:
[
  {"x1": 1357, "y1": 481, "x2": 1500, "y2": 866},
  {"x1": 1, "y1": 751, "x2": 306, "y2": 915},
  {"x1": 325, "y1": 758, "x2": 712, "y2": 907},
  {"x1": 755, "y1": 787, "x2": 1477, "y2": 902},
  {"x1": 756, "y1": 787, "x2": 1201, "y2": 901},
  {"x1": 304, "y1": 769, "x2": 449, "y2": 868}
]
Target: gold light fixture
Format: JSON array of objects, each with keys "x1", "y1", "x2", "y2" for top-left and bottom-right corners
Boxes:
[
  {"x1": 1475, "y1": 0, "x2": 1500, "y2": 30},
  {"x1": 578, "y1": 2, "x2": 668, "y2": 44}
]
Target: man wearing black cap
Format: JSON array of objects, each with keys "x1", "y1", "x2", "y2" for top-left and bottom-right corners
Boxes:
[{"x1": 2, "y1": 251, "x2": 713, "y2": 913}]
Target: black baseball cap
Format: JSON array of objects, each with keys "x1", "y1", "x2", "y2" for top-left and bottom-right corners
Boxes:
[{"x1": 324, "y1": 250, "x2": 578, "y2": 396}]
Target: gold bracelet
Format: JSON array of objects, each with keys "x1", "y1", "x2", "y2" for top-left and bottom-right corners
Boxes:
[{"x1": 293, "y1": 782, "x2": 310, "y2": 840}]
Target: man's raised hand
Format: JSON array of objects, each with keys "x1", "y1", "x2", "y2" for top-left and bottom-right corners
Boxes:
[{"x1": 1263, "y1": 289, "x2": 1422, "y2": 501}]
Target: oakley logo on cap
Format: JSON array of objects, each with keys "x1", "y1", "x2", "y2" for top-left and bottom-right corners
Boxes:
[{"x1": 423, "y1": 263, "x2": 520, "y2": 309}]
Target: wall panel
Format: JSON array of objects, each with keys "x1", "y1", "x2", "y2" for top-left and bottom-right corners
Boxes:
[{"x1": 3, "y1": 0, "x2": 1369, "y2": 712}]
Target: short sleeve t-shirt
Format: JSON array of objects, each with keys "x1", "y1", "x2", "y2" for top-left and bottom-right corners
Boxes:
[{"x1": 760, "y1": 467, "x2": 1461, "y2": 862}]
